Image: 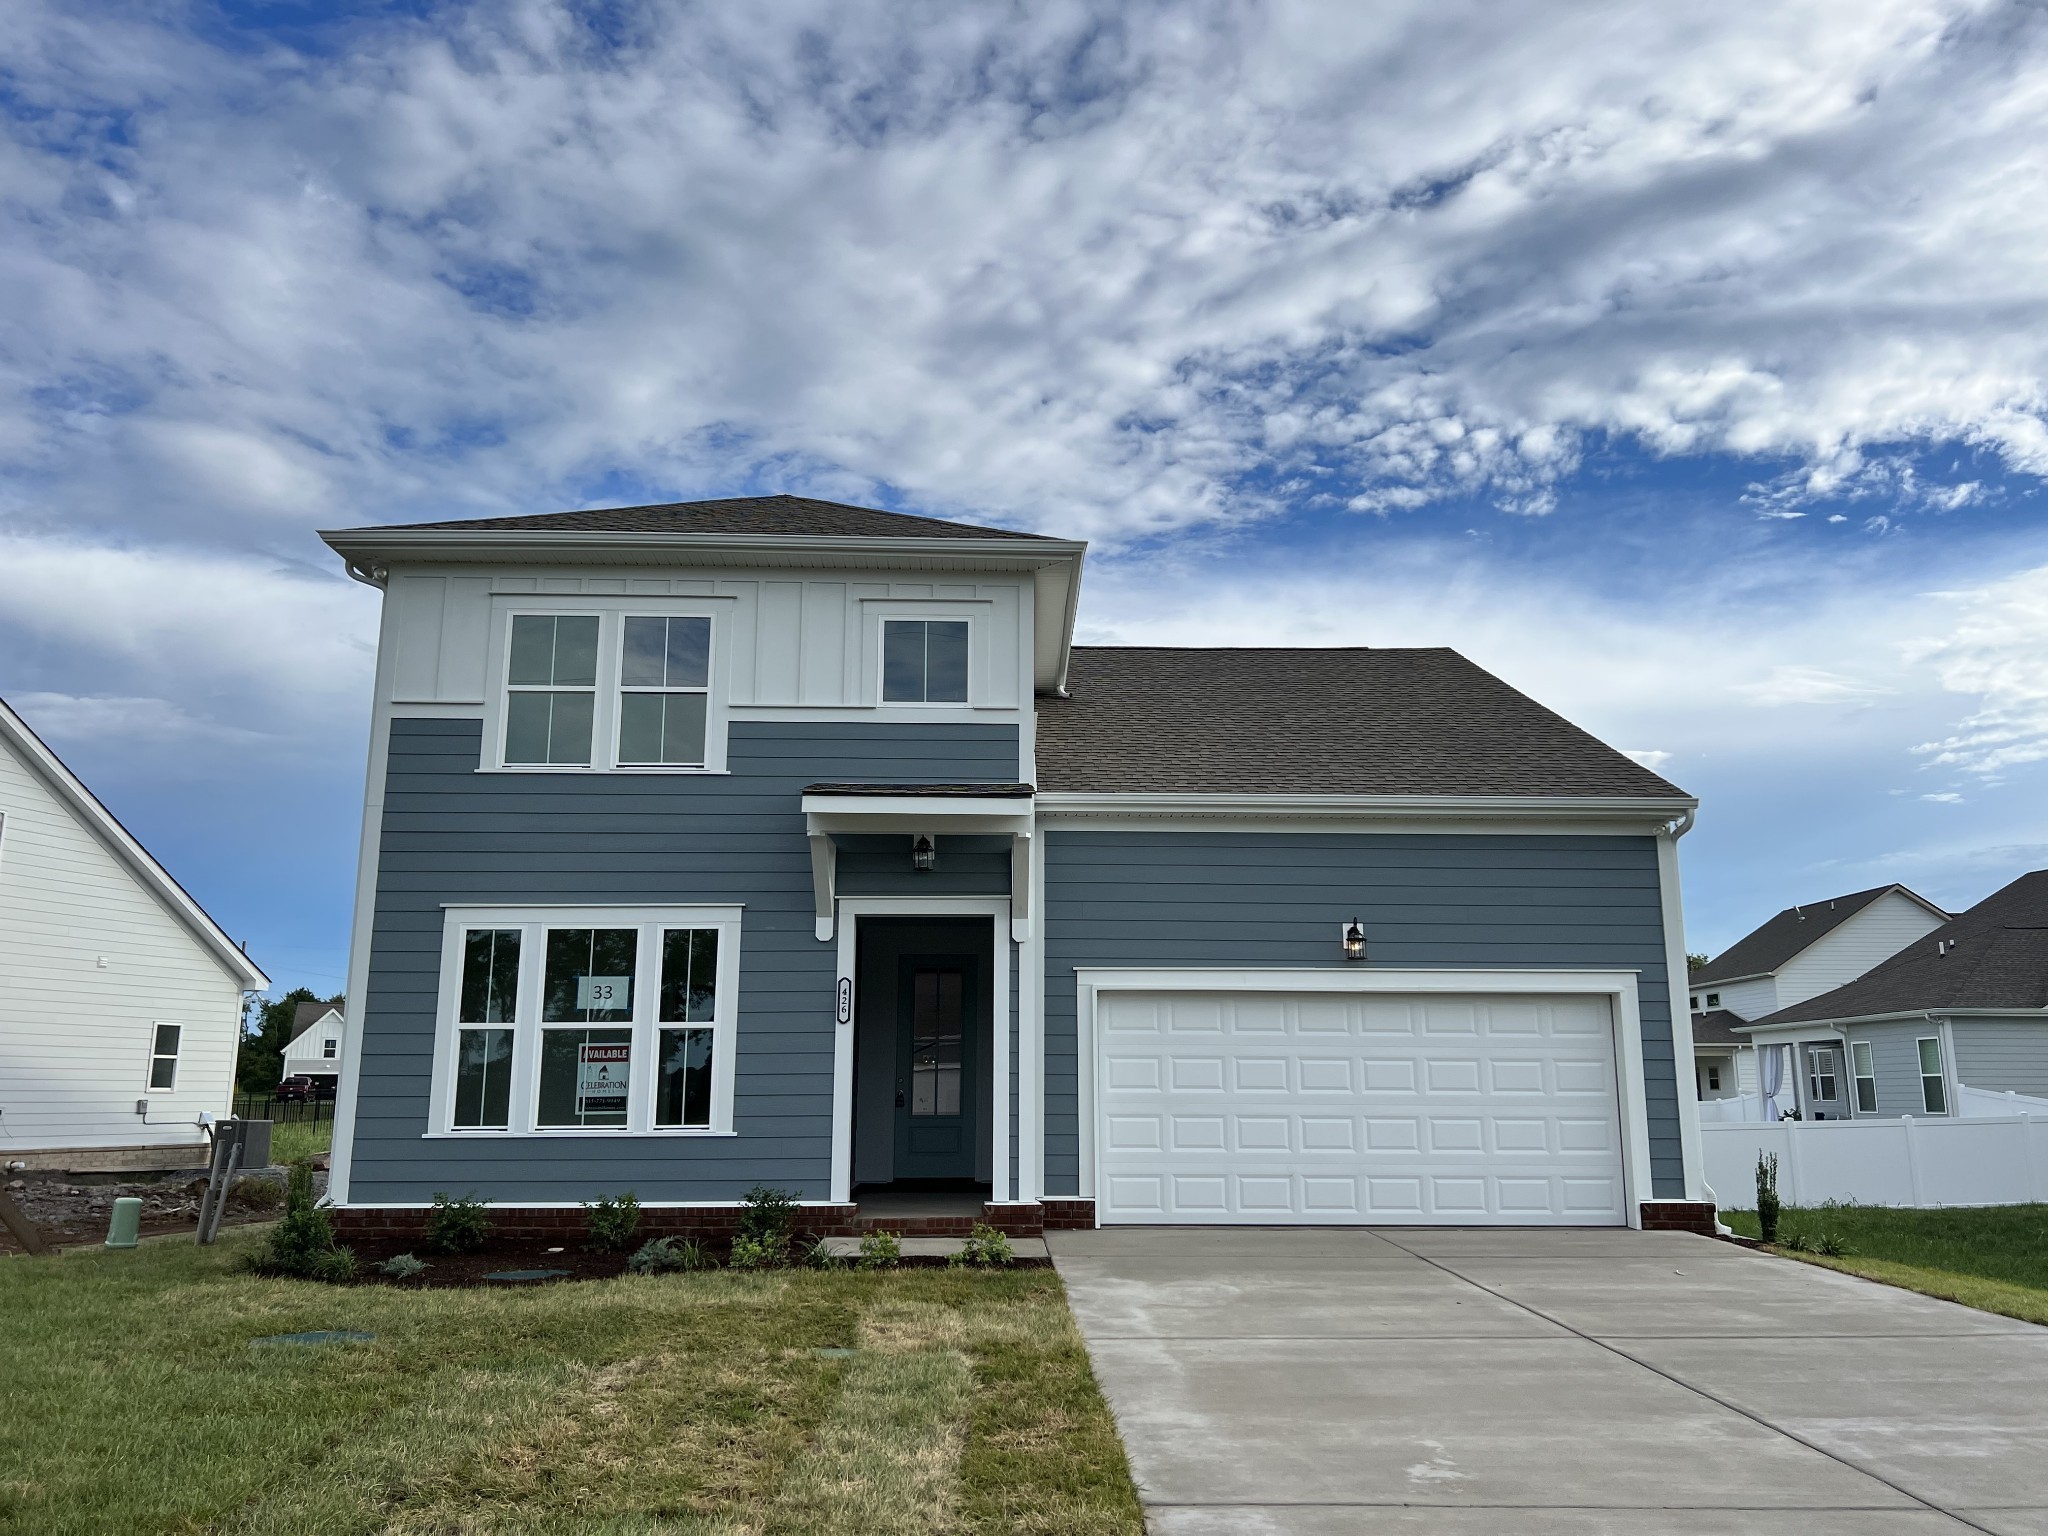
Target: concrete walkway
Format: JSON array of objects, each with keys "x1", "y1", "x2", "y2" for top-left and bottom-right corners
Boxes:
[{"x1": 1049, "y1": 1226, "x2": 2048, "y2": 1534}]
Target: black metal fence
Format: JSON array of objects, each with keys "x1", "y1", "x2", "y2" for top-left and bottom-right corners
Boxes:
[{"x1": 232, "y1": 1094, "x2": 336, "y2": 1125}]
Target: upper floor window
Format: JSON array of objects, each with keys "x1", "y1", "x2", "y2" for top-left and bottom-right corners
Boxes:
[
  {"x1": 495, "y1": 607, "x2": 726, "y2": 773},
  {"x1": 619, "y1": 616, "x2": 711, "y2": 766},
  {"x1": 1704, "y1": 992, "x2": 1721, "y2": 1008},
  {"x1": 505, "y1": 615, "x2": 599, "y2": 765},
  {"x1": 321, "y1": 1038, "x2": 338, "y2": 1060},
  {"x1": 883, "y1": 619, "x2": 969, "y2": 703}
]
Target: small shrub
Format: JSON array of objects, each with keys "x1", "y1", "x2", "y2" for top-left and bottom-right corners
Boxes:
[
  {"x1": 950, "y1": 1223, "x2": 1014, "y2": 1269},
  {"x1": 252, "y1": 1161, "x2": 352, "y2": 1281},
  {"x1": 728, "y1": 1231, "x2": 789, "y2": 1271},
  {"x1": 584, "y1": 1190, "x2": 642, "y2": 1252},
  {"x1": 738, "y1": 1185, "x2": 797, "y2": 1246},
  {"x1": 801, "y1": 1235, "x2": 847, "y2": 1270},
  {"x1": 627, "y1": 1236, "x2": 707, "y2": 1274},
  {"x1": 1780, "y1": 1231, "x2": 1814, "y2": 1253},
  {"x1": 426, "y1": 1192, "x2": 491, "y2": 1255},
  {"x1": 857, "y1": 1229, "x2": 902, "y2": 1271},
  {"x1": 1813, "y1": 1232, "x2": 1851, "y2": 1257},
  {"x1": 376, "y1": 1252, "x2": 429, "y2": 1280},
  {"x1": 1755, "y1": 1152, "x2": 1781, "y2": 1246}
]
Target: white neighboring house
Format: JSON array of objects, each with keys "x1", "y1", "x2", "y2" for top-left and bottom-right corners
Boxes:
[
  {"x1": 0, "y1": 697, "x2": 269, "y2": 1170},
  {"x1": 280, "y1": 999, "x2": 346, "y2": 1083},
  {"x1": 1689, "y1": 883, "x2": 1948, "y2": 1121}
]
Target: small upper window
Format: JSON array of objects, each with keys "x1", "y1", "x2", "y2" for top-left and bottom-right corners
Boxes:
[
  {"x1": 147, "y1": 1023, "x2": 181, "y2": 1091},
  {"x1": 883, "y1": 620, "x2": 969, "y2": 703},
  {"x1": 1705, "y1": 992, "x2": 1721, "y2": 1008},
  {"x1": 618, "y1": 616, "x2": 711, "y2": 766},
  {"x1": 505, "y1": 615, "x2": 599, "y2": 765},
  {"x1": 321, "y1": 1038, "x2": 338, "y2": 1059}
]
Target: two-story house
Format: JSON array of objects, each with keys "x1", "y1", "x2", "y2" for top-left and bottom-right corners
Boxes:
[
  {"x1": 279, "y1": 998, "x2": 346, "y2": 1085},
  {"x1": 1687, "y1": 884, "x2": 1948, "y2": 1120},
  {"x1": 317, "y1": 496, "x2": 1712, "y2": 1235}
]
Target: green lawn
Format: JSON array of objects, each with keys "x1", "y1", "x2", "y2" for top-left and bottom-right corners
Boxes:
[
  {"x1": 265, "y1": 1117, "x2": 333, "y2": 1166},
  {"x1": 1721, "y1": 1203, "x2": 2048, "y2": 1327},
  {"x1": 0, "y1": 1230, "x2": 1142, "y2": 1535}
]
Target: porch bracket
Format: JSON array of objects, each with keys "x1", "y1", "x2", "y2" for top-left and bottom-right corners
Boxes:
[{"x1": 808, "y1": 833, "x2": 837, "y2": 942}]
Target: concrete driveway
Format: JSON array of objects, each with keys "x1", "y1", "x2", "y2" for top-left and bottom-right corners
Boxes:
[{"x1": 1050, "y1": 1226, "x2": 2048, "y2": 1534}]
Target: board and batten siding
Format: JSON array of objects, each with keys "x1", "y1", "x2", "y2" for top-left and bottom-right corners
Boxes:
[
  {"x1": 1041, "y1": 829, "x2": 1686, "y2": 1199},
  {"x1": 1949, "y1": 1016, "x2": 2048, "y2": 1101},
  {"x1": 0, "y1": 740, "x2": 244, "y2": 1152},
  {"x1": 349, "y1": 717, "x2": 1018, "y2": 1205}
]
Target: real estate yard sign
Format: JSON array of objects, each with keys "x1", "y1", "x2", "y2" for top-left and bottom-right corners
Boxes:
[{"x1": 577, "y1": 1041, "x2": 630, "y2": 1118}]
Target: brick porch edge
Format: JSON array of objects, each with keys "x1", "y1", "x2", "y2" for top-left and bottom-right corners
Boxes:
[{"x1": 1639, "y1": 1199, "x2": 1718, "y2": 1236}]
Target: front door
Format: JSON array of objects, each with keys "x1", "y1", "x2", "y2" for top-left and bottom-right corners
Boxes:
[{"x1": 893, "y1": 956, "x2": 977, "y2": 1180}]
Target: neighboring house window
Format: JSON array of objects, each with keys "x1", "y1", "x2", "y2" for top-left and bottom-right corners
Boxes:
[
  {"x1": 618, "y1": 616, "x2": 711, "y2": 766},
  {"x1": 1689, "y1": 994, "x2": 1700, "y2": 1010},
  {"x1": 882, "y1": 619, "x2": 969, "y2": 703},
  {"x1": 321, "y1": 1038, "x2": 338, "y2": 1060},
  {"x1": 1705, "y1": 992, "x2": 1721, "y2": 1007},
  {"x1": 1705, "y1": 1064, "x2": 1722, "y2": 1091},
  {"x1": 436, "y1": 906, "x2": 740, "y2": 1136},
  {"x1": 1918, "y1": 1036, "x2": 1948, "y2": 1115},
  {"x1": 1807, "y1": 1046, "x2": 1838, "y2": 1104},
  {"x1": 147, "y1": 1024, "x2": 181, "y2": 1091},
  {"x1": 505, "y1": 615, "x2": 600, "y2": 765},
  {"x1": 1851, "y1": 1041, "x2": 1877, "y2": 1113}
]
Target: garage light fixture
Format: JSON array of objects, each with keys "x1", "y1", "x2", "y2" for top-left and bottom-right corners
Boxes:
[
  {"x1": 910, "y1": 834, "x2": 937, "y2": 873},
  {"x1": 1341, "y1": 920, "x2": 1367, "y2": 961}
]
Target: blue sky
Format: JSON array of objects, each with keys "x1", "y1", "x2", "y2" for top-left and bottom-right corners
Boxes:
[{"x1": 3, "y1": 0, "x2": 2046, "y2": 996}]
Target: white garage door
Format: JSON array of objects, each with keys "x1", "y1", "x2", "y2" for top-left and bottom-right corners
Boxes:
[{"x1": 1095, "y1": 989, "x2": 1627, "y2": 1225}]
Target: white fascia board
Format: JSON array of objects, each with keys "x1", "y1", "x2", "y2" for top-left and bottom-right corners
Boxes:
[
  {"x1": 319, "y1": 528, "x2": 1086, "y2": 575},
  {"x1": 0, "y1": 697, "x2": 269, "y2": 990},
  {"x1": 1073, "y1": 966, "x2": 1643, "y2": 991},
  {"x1": 1743, "y1": 1006, "x2": 2047, "y2": 1033},
  {"x1": 1036, "y1": 792, "x2": 1696, "y2": 826},
  {"x1": 802, "y1": 796, "x2": 1035, "y2": 836}
]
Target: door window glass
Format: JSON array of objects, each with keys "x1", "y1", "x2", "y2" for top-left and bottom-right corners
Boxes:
[{"x1": 909, "y1": 968, "x2": 964, "y2": 1116}]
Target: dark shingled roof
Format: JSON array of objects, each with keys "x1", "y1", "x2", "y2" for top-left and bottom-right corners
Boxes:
[
  {"x1": 1754, "y1": 870, "x2": 2048, "y2": 1025},
  {"x1": 1692, "y1": 1010, "x2": 1751, "y2": 1048},
  {"x1": 1034, "y1": 647, "x2": 1687, "y2": 798},
  {"x1": 339, "y1": 494, "x2": 1056, "y2": 541},
  {"x1": 289, "y1": 999, "x2": 344, "y2": 1044},
  {"x1": 1691, "y1": 884, "x2": 1940, "y2": 986}
]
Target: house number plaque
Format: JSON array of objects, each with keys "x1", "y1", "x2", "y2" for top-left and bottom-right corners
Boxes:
[{"x1": 836, "y1": 977, "x2": 853, "y2": 1025}]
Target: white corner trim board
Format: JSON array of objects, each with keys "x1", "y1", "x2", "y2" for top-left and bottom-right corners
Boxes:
[{"x1": 1075, "y1": 967, "x2": 1654, "y2": 1228}]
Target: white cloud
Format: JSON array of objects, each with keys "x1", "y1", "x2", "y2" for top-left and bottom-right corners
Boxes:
[
  {"x1": 1621, "y1": 749, "x2": 1673, "y2": 769},
  {"x1": 1733, "y1": 667, "x2": 1897, "y2": 707},
  {"x1": 1922, "y1": 791, "x2": 1965, "y2": 803},
  {"x1": 8, "y1": 692, "x2": 268, "y2": 749},
  {"x1": 1908, "y1": 560, "x2": 2048, "y2": 774}
]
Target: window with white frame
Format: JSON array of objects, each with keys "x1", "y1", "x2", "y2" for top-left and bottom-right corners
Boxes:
[
  {"x1": 1917, "y1": 1036, "x2": 1948, "y2": 1114},
  {"x1": 436, "y1": 906, "x2": 740, "y2": 1135},
  {"x1": 618, "y1": 616, "x2": 711, "y2": 765},
  {"x1": 882, "y1": 619, "x2": 969, "y2": 703},
  {"x1": 322, "y1": 1037, "x2": 338, "y2": 1059},
  {"x1": 1807, "y1": 1045, "x2": 1838, "y2": 1103},
  {"x1": 505, "y1": 615, "x2": 600, "y2": 765},
  {"x1": 1851, "y1": 1040, "x2": 1877, "y2": 1113},
  {"x1": 147, "y1": 1023, "x2": 181, "y2": 1091},
  {"x1": 1705, "y1": 992, "x2": 1721, "y2": 1008}
]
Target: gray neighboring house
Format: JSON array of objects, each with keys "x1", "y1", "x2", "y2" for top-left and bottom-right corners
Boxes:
[
  {"x1": 1743, "y1": 869, "x2": 2048, "y2": 1121},
  {"x1": 1686, "y1": 882, "x2": 1948, "y2": 1115},
  {"x1": 316, "y1": 495, "x2": 1713, "y2": 1234}
]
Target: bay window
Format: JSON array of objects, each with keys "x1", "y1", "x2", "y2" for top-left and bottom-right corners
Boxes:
[{"x1": 433, "y1": 905, "x2": 740, "y2": 1136}]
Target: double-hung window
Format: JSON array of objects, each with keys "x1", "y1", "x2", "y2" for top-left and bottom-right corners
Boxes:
[
  {"x1": 147, "y1": 1023, "x2": 181, "y2": 1091},
  {"x1": 436, "y1": 906, "x2": 740, "y2": 1136},
  {"x1": 619, "y1": 616, "x2": 711, "y2": 766},
  {"x1": 1807, "y1": 1046, "x2": 1838, "y2": 1104},
  {"x1": 882, "y1": 619, "x2": 969, "y2": 703},
  {"x1": 505, "y1": 615, "x2": 600, "y2": 765},
  {"x1": 1851, "y1": 1041, "x2": 1878, "y2": 1113},
  {"x1": 1917, "y1": 1036, "x2": 1948, "y2": 1115}
]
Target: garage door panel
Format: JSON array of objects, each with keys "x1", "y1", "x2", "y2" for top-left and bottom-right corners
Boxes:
[{"x1": 1096, "y1": 989, "x2": 1626, "y2": 1226}]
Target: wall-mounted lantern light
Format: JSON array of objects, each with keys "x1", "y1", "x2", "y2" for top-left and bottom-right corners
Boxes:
[
  {"x1": 1341, "y1": 920, "x2": 1367, "y2": 962},
  {"x1": 911, "y1": 834, "x2": 937, "y2": 874}
]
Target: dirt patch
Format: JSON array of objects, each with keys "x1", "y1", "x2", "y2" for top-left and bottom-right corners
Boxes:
[{"x1": 1, "y1": 1172, "x2": 295, "y2": 1256}]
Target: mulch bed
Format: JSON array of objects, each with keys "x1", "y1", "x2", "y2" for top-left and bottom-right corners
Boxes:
[{"x1": 332, "y1": 1235, "x2": 1046, "y2": 1286}]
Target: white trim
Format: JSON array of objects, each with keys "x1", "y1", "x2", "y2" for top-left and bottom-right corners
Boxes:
[
  {"x1": 803, "y1": 795, "x2": 1033, "y2": 835},
  {"x1": 426, "y1": 904, "x2": 743, "y2": 1137},
  {"x1": 1656, "y1": 821, "x2": 1706, "y2": 1201},
  {"x1": 1917, "y1": 1031, "x2": 1953, "y2": 1117},
  {"x1": 830, "y1": 896, "x2": 1013, "y2": 1205},
  {"x1": 1072, "y1": 966, "x2": 1653, "y2": 1229},
  {"x1": 1020, "y1": 815, "x2": 1046, "y2": 1203},
  {"x1": 0, "y1": 698, "x2": 268, "y2": 990},
  {"x1": 868, "y1": 601, "x2": 991, "y2": 708},
  {"x1": 1036, "y1": 792, "x2": 1695, "y2": 821}
]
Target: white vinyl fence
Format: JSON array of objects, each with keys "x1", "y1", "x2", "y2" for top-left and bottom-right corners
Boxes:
[{"x1": 1702, "y1": 1114, "x2": 2048, "y2": 1210}]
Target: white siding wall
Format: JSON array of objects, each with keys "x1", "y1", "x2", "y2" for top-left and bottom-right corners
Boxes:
[
  {"x1": 1703, "y1": 976, "x2": 1779, "y2": 1021},
  {"x1": 0, "y1": 743, "x2": 245, "y2": 1151},
  {"x1": 1773, "y1": 891, "x2": 1947, "y2": 1010},
  {"x1": 381, "y1": 566, "x2": 1034, "y2": 722}
]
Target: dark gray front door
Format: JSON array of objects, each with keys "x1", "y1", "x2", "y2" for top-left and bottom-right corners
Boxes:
[{"x1": 893, "y1": 956, "x2": 977, "y2": 1180}]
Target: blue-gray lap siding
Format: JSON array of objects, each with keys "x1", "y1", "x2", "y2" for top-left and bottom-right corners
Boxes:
[
  {"x1": 348, "y1": 717, "x2": 1017, "y2": 1205},
  {"x1": 1041, "y1": 830, "x2": 1686, "y2": 1200}
]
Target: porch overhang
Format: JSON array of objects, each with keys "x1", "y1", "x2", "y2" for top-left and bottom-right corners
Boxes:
[{"x1": 801, "y1": 784, "x2": 1036, "y2": 942}]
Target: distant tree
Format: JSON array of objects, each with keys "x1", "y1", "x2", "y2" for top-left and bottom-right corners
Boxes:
[
  {"x1": 238, "y1": 988, "x2": 340, "y2": 1092},
  {"x1": 1687, "y1": 953, "x2": 1710, "y2": 973}
]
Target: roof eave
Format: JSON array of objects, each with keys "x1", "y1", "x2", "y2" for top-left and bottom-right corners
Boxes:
[{"x1": 1035, "y1": 791, "x2": 1698, "y2": 820}]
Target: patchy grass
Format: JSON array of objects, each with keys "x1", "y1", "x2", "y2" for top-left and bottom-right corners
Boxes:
[
  {"x1": 0, "y1": 1230, "x2": 1141, "y2": 1535},
  {"x1": 1722, "y1": 1203, "x2": 2048, "y2": 1327},
  {"x1": 266, "y1": 1118, "x2": 333, "y2": 1166}
]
